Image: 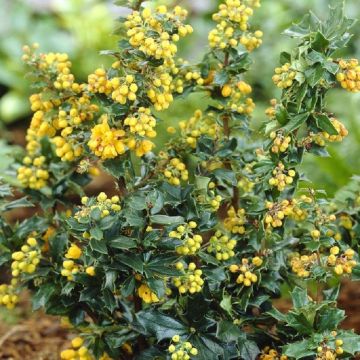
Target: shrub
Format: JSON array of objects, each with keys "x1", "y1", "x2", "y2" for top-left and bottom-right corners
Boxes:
[{"x1": 1, "y1": 0, "x2": 360, "y2": 359}]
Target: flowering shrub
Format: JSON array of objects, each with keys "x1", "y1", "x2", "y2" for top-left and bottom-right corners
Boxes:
[{"x1": 2, "y1": 0, "x2": 360, "y2": 359}]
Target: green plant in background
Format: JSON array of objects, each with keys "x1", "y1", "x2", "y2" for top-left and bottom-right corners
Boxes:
[
  {"x1": 2, "y1": 0, "x2": 360, "y2": 360},
  {"x1": 2, "y1": 0, "x2": 360, "y2": 194},
  {"x1": 0, "y1": 0, "x2": 116, "y2": 124}
]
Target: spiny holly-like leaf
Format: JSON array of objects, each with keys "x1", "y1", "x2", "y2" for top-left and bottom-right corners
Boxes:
[{"x1": 135, "y1": 310, "x2": 187, "y2": 341}]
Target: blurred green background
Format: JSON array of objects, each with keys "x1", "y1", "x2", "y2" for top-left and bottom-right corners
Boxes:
[{"x1": 1, "y1": 0, "x2": 360, "y2": 195}]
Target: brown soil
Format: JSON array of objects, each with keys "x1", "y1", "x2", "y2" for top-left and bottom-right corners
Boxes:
[{"x1": 0, "y1": 312, "x2": 69, "y2": 360}]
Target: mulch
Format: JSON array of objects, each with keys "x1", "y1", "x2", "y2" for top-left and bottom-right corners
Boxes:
[{"x1": 0, "y1": 313, "x2": 68, "y2": 360}]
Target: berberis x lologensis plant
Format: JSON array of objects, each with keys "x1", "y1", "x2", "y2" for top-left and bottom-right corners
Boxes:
[{"x1": 1, "y1": 0, "x2": 360, "y2": 359}]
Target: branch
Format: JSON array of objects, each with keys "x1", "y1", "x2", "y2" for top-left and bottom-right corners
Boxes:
[
  {"x1": 117, "y1": 176, "x2": 128, "y2": 197},
  {"x1": 132, "y1": 0, "x2": 145, "y2": 11}
]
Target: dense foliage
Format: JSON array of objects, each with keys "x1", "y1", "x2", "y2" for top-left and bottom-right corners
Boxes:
[{"x1": 1, "y1": 0, "x2": 360, "y2": 359}]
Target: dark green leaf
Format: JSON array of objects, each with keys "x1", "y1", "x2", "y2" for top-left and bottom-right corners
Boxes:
[
  {"x1": 314, "y1": 114, "x2": 338, "y2": 135},
  {"x1": 90, "y1": 238, "x2": 108, "y2": 254},
  {"x1": 116, "y1": 254, "x2": 143, "y2": 273},
  {"x1": 109, "y1": 236, "x2": 138, "y2": 250},
  {"x1": 305, "y1": 64, "x2": 324, "y2": 87},
  {"x1": 103, "y1": 288, "x2": 117, "y2": 312},
  {"x1": 150, "y1": 215, "x2": 184, "y2": 225},
  {"x1": 239, "y1": 339, "x2": 259, "y2": 360},
  {"x1": 311, "y1": 32, "x2": 329, "y2": 51},
  {"x1": 90, "y1": 227, "x2": 103, "y2": 241},
  {"x1": 283, "y1": 339, "x2": 314, "y2": 359},
  {"x1": 32, "y1": 283, "x2": 57, "y2": 311},
  {"x1": 216, "y1": 320, "x2": 242, "y2": 343},
  {"x1": 316, "y1": 307, "x2": 345, "y2": 331},
  {"x1": 135, "y1": 310, "x2": 187, "y2": 341},
  {"x1": 283, "y1": 112, "x2": 309, "y2": 133},
  {"x1": 3, "y1": 197, "x2": 33, "y2": 211},
  {"x1": 275, "y1": 106, "x2": 289, "y2": 125},
  {"x1": 214, "y1": 70, "x2": 229, "y2": 86},
  {"x1": 280, "y1": 51, "x2": 291, "y2": 65},
  {"x1": 291, "y1": 286, "x2": 309, "y2": 309}
]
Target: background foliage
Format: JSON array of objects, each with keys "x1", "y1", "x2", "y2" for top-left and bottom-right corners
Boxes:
[{"x1": 1, "y1": 0, "x2": 360, "y2": 194}]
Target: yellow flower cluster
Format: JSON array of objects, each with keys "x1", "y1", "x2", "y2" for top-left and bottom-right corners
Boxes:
[
  {"x1": 326, "y1": 229, "x2": 342, "y2": 242},
  {"x1": 339, "y1": 214, "x2": 353, "y2": 230},
  {"x1": 147, "y1": 68, "x2": 176, "y2": 111},
  {"x1": 224, "y1": 206, "x2": 246, "y2": 234},
  {"x1": 208, "y1": 189, "x2": 223, "y2": 212},
  {"x1": 174, "y1": 262, "x2": 204, "y2": 294},
  {"x1": 178, "y1": 110, "x2": 220, "y2": 149},
  {"x1": 22, "y1": 47, "x2": 79, "y2": 92},
  {"x1": 312, "y1": 118, "x2": 348, "y2": 146},
  {"x1": 76, "y1": 159, "x2": 100, "y2": 177},
  {"x1": 124, "y1": 107, "x2": 156, "y2": 138},
  {"x1": 265, "y1": 199, "x2": 297, "y2": 228},
  {"x1": 138, "y1": 284, "x2": 159, "y2": 303},
  {"x1": 88, "y1": 69, "x2": 138, "y2": 104},
  {"x1": 61, "y1": 261, "x2": 79, "y2": 281},
  {"x1": 270, "y1": 131, "x2": 291, "y2": 153},
  {"x1": 76, "y1": 193, "x2": 121, "y2": 219},
  {"x1": 290, "y1": 253, "x2": 318, "y2": 278},
  {"x1": 265, "y1": 99, "x2": 277, "y2": 119},
  {"x1": 169, "y1": 221, "x2": 203, "y2": 255},
  {"x1": 184, "y1": 70, "x2": 205, "y2": 86},
  {"x1": 237, "y1": 176, "x2": 255, "y2": 193},
  {"x1": 61, "y1": 244, "x2": 82, "y2": 281},
  {"x1": 125, "y1": 6, "x2": 192, "y2": 61},
  {"x1": 327, "y1": 246, "x2": 356, "y2": 275},
  {"x1": 268, "y1": 162, "x2": 296, "y2": 191},
  {"x1": 259, "y1": 347, "x2": 288, "y2": 360},
  {"x1": 11, "y1": 237, "x2": 41, "y2": 277},
  {"x1": 163, "y1": 158, "x2": 189, "y2": 186},
  {"x1": 169, "y1": 57, "x2": 197, "y2": 91},
  {"x1": 61, "y1": 244, "x2": 96, "y2": 281},
  {"x1": 116, "y1": 9, "x2": 186, "y2": 111},
  {"x1": 168, "y1": 335, "x2": 198, "y2": 360},
  {"x1": 229, "y1": 256, "x2": 263, "y2": 286},
  {"x1": 60, "y1": 337, "x2": 92, "y2": 360},
  {"x1": 207, "y1": 230, "x2": 237, "y2": 261},
  {"x1": 88, "y1": 115, "x2": 154, "y2": 159},
  {"x1": 272, "y1": 63, "x2": 296, "y2": 89},
  {"x1": 209, "y1": 0, "x2": 263, "y2": 51},
  {"x1": 87, "y1": 115, "x2": 125, "y2": 159},
  {"x1": 316, "y1": 338, "x2": 344, "y2": 359},
  {"x1": 19, "y1": 47, "x2": 99, "y2": 189},
  {"x1": 0, "y1": 279, "x2": 19, "y2": 310},
  {"x1": 52, "y1": 96, "x2": 99, "y2": 161},
  {"x1": 336, "y1": 58, "x2": 360, "y2": 92},
  {"x1": 17, "y1": 155, "x2": 49, "y2": 190},
  {"x1": 221, "y1": 81, "x2": 255, "y2": 114}
]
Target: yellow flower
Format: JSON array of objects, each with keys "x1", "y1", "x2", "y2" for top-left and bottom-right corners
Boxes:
[
  {"x1": 65, "y1": 244, "x2": 82, "y2": 259},
  {"x1": 88, "y1": 115, "x2": 126, "y2": 160},
  {"x1": 138, "y1": 284, "x2": 159, "y2": 303},
  {"x1": 85, "y1": 266, "x2": 96, "y2": 276}
]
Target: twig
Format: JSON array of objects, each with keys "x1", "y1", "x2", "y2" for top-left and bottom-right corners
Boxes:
[
  {"x1": 117, "y1": 177, "x2": 128, "y2": 197},
  {"x1": 0, "y1": 325, "x2": 28, "y2": 347}
]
